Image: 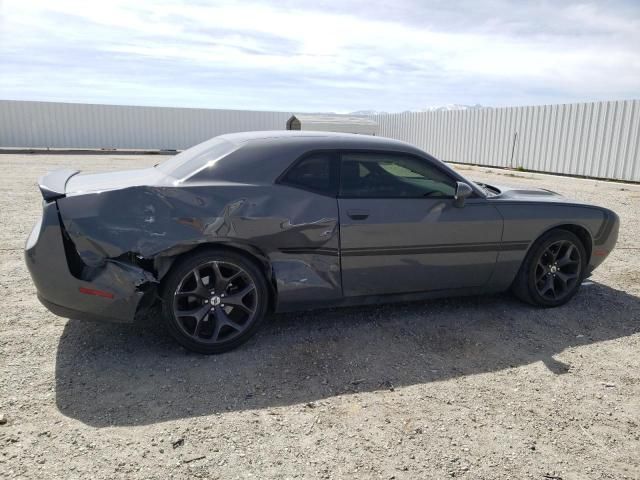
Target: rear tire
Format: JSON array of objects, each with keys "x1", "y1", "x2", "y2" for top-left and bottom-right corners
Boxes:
[
  {"x1": 512, "y1": 229, "x2": 586, "y2": 307},
  {"x1": 161, "y1": 249, "x2": 269, "y2": 354}
]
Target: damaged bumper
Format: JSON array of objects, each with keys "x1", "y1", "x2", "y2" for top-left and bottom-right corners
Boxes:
[{"x1": 24, "y1": 201, "x2": 158, "y2": 323}]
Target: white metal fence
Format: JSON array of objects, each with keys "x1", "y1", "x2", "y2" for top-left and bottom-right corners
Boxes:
[
  {"x1": 0, "y1": 100, "x2": 291, "y2": 150},
  {"x1": 1, "y1": 99, "x2": 639, "y2": 181},
  {"x1": 371, "y1": 100, "x2": 640, "y2": 182}
]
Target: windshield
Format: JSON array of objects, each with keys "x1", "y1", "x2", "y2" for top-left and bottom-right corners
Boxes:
[{"x1": 156, "y1": 137, "x2": 236, "y2": 180}]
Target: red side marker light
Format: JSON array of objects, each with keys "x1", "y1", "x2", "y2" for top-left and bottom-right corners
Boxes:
[
  {"x1": 593, "y1": 249, "x2": 608, "y2": 257},
  {"x1": 79, "y1": 287, "x2": 114, "y2": 299}
]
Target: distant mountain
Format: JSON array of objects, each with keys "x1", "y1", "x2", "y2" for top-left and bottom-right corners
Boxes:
[
  {"x1": 349, "y1": 105, "x2": 486, "y2": 115},
  {"x1": 348, "y1": 110, "x2": 388, "y2": 116},
  {"x1": 419, "y1": 104, "x2": 486, "y2": 112}
]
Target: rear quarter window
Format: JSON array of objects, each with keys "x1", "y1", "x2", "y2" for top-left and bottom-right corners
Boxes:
[
  {"x1": 279, "y1": 152, "x2": 339, "y2": 196},
  {"x1": 157, "y1": 138, "x2": 236, "y2": 180}
]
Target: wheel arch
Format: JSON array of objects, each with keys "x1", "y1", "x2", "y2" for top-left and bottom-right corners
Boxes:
[
  {"x1": 155, "y1": 242, "x2": 278, "y2": 312},
  {"x1": 511, "y1": 223, "x2": 591, "y2": 306},
  {"x1": 531, "y1": 223, "x2": 593, "y2": 262},
  {"x1": 508, "y1": 222, "x2": 593, "y2": 293}
]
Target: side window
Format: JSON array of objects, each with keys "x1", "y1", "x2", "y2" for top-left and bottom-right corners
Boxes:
[
  {"x1": 339, "y1": 152, "x2": 457, "y2": 198},
  {"x1": 280, "y1": 152, "x2": 338, "y2": 196}
]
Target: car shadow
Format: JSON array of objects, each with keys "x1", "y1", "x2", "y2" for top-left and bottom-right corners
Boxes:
[{"x1": 55, "y1": 282, "x2": 640, "y2": 427}]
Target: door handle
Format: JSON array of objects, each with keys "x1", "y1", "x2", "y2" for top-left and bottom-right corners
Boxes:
[{"x1": 347, "y1": 209, "x2": 369, "y2": 220}]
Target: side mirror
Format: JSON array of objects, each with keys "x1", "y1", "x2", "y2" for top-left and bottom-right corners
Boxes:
[{"x1": 453, "y1": 181, "x2": 473, "y2": 208}]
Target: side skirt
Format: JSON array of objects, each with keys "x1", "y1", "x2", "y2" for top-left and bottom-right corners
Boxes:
[{"x1": 275, "y1": 285, "x2": 505, "y2": 313}]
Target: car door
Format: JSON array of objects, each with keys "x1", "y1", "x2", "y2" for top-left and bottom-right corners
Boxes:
[{"x1": 338, "y1": 151, "x2": 503, "y2": 297}]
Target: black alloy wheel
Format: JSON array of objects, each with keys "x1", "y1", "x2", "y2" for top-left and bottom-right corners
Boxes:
[
  {"x1": 533, "y1": 239, "x2": 582, "y2": 301},
  {"x1": 162, "y1": 249, "x2": 269, "y2": 353},
  {"x1": 512, "y1": 229, "x2": 586, "y2": 307}
]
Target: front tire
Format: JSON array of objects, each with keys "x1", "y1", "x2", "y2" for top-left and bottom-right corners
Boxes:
[
  {"x1": 161, "y1": 249, "x2": 269, "y2": 354},
  {"x1": 512, "y1": 229, "x2": 586, "y2": 307}
]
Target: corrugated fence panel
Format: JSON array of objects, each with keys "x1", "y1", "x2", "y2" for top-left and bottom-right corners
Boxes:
[
  {"x1": 1, "y1": 99, "x2": 639, "y2": 181},
  {"x1": 0, "y1": 100, "x2": 292, "y2": 150},
  {"x1": 371, "y1": 99, "x2": 640, "y2": 181}
]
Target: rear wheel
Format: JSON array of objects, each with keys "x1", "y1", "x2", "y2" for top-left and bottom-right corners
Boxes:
[
  {"x1": 161, "y1": 249, "x2": 269, "y2": 354},
  {"x1": 512, "y1": 229, "x2": 586, "y2": 307}
]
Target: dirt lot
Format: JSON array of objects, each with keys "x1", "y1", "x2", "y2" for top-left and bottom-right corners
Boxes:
[{"x1": 0, "y1": 153, "x2": 639, "y2": 480}]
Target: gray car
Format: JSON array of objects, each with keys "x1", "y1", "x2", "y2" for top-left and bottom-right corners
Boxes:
[{"x1": 25, "y1": 131, "x2": 619, "y2": 353}]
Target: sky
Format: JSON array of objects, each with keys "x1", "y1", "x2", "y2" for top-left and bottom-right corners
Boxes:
[{"x1": 0, "y1": 0, "x2": 639, "y2": 113}]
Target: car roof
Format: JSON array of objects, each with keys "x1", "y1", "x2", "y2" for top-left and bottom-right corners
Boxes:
[
  {"x1": 181, "y1": 130, "x2": 435, "y2": 185},
  {"x1": 217, "y1": 130, "x2": 415, "y2": 150}
]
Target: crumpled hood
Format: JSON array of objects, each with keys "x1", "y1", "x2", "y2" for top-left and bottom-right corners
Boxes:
[{"x1": 65, "y1": 167, "x2": 171, "y2": 196}]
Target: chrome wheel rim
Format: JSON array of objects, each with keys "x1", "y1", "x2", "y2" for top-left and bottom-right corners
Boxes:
[
  {"x1": 173, "y1": 261, "x2": 257, "y2": 344},
  {"x1": 534, "y1": 240, "x2": 582, "y2": 301}
]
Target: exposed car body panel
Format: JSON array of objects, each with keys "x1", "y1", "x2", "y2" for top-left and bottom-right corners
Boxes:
[
  {"x1": 25, "y1": 131, "x2": 620, "y2": 325},
  {"x1": 55, "y1": 183, "x2": 343, "y2": 312},
  {"x1": 24, "y1": 202, "x2": 156, "y2": 323}
]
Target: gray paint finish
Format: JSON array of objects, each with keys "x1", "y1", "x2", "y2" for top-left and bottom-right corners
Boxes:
[
  {"x1": 24, "y1": 131, "x2": 619, "y2": 324},
  {"x1": 339, "y1": 198, "x2": 503, "y2": 295}
]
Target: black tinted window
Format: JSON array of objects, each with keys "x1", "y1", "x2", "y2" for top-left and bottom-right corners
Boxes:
[
  {"x1": 340, "y1": 152, "x2": 457, "y2": 198},
  {"x1": 281, "y1": 152, "x2": 337, "y2": 195}
]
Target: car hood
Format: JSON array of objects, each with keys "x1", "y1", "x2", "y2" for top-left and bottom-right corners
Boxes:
[
  {"x1": 481, "y1": 183, "x2": 589, "y2": 205},
  {"x1": 64, "y1": 167, "x2": 170, "y2": 196}
]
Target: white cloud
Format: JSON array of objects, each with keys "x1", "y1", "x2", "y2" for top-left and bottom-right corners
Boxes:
[{"x1": 0, "y1": 0, "x2": 639, "y2": 111}]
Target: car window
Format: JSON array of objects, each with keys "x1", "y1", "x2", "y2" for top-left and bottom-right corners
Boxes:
[
  {"x1": 280, "y1": 152, "x2": 338, "y2": 195},
  {"x1": 156, "y1": 138, "x2": 236, "y2": 180},
  {"x1": 339, "y1": 152, "x2": 457, "y2": 198}
]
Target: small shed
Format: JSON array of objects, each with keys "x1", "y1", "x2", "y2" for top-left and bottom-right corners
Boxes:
[{"x1": 286, "y1": 114, "x2": 378, "y2": 136}]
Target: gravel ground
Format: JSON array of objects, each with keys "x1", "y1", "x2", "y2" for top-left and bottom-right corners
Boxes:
[{"x1": 0, "y1": 154, "x2": 639, "y2": 480}]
